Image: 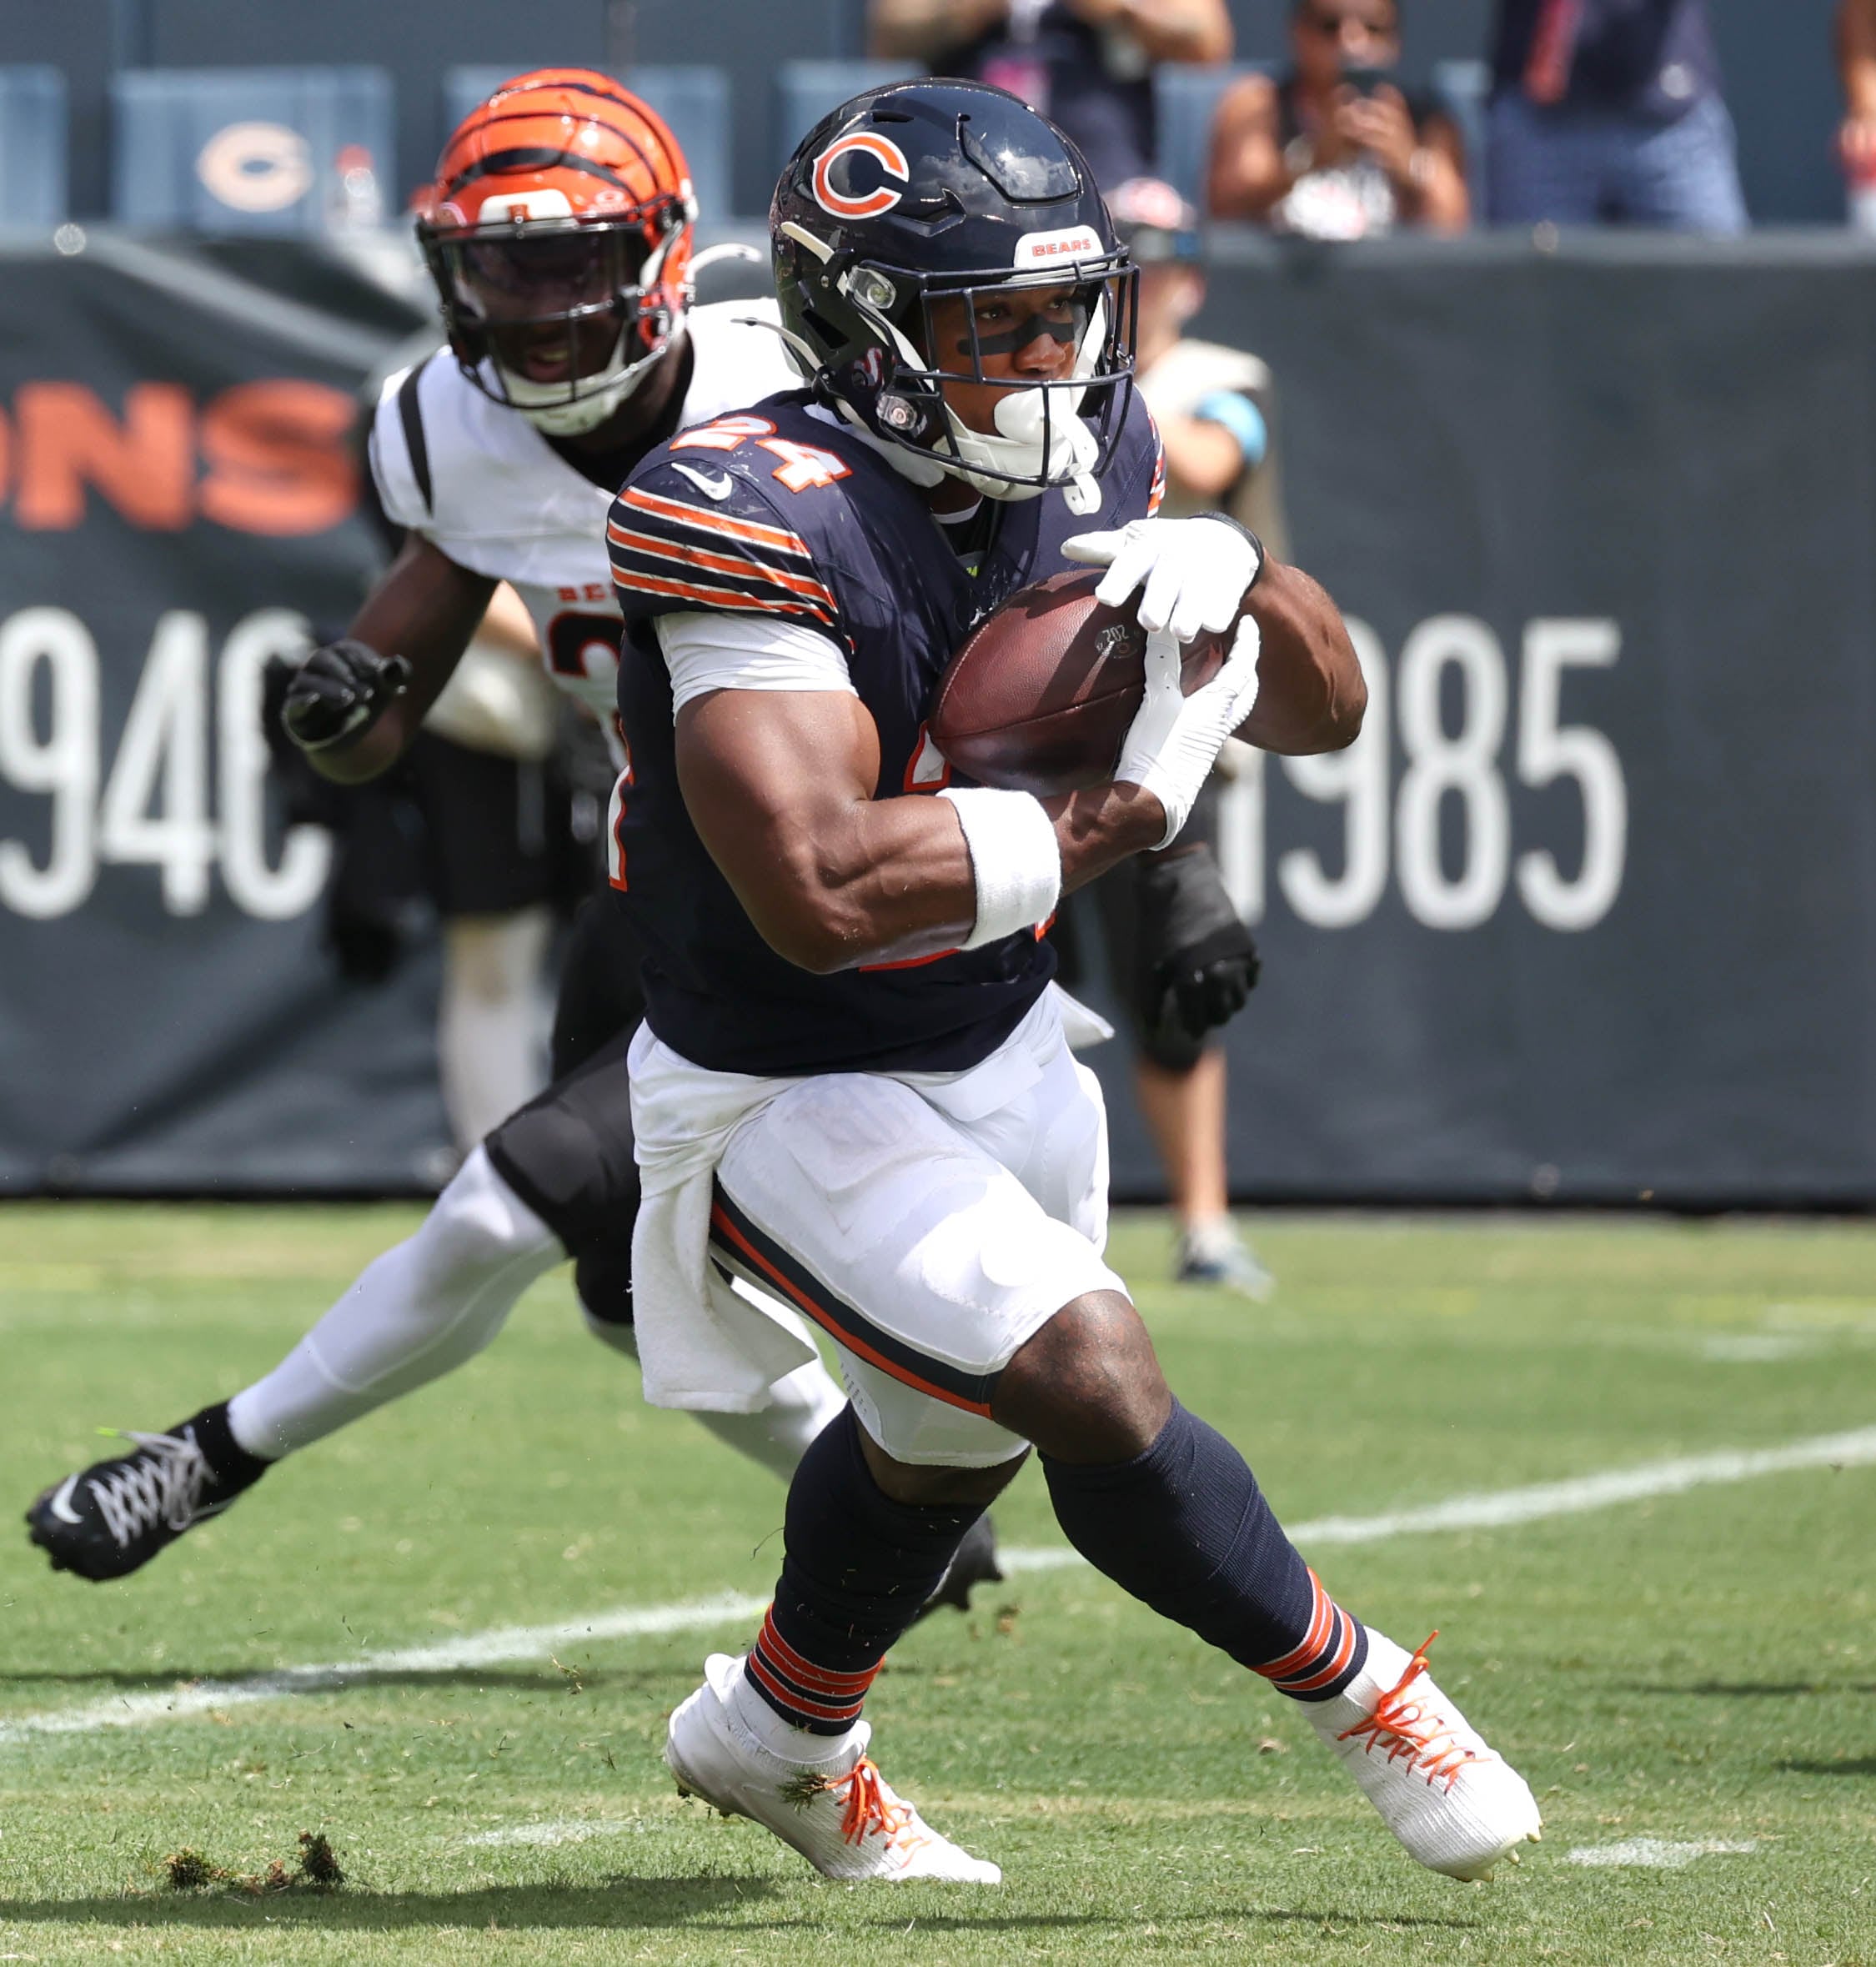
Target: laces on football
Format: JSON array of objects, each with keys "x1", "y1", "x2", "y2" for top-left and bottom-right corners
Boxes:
[
  {"x1": 1336, "y1": 1632, "x2": 1484, "y2": 1793},
  {"x1": 87, "y1": 1431, "x2": 215, "y2": 1549}
]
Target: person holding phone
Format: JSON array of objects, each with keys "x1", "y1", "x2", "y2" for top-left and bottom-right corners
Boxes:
[{"x1": 1207, "y1": 0, "x2": 1469, "y2": 235}]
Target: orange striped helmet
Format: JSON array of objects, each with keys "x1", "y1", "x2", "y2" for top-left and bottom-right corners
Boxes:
[{"x1": 415, "y1": 69, "x2": 697, "y2": 434}]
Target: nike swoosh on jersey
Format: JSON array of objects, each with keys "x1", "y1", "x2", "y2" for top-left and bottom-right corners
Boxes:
[
  {"x1": 670, "y1": 463, "x2": 734, "y2": 501},
  {"x1": 48, "y1": 1475, "x2": 83, "y2": 1523}
]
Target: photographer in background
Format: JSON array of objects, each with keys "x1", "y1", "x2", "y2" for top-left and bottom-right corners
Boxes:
[
  {"x1": 870, "y1": 0, "x2": 1231, "y2": 188},
  {"x1": 1207, "y1": 0, "x2": 1468, "y2": 235},
  {"x1": 1050, "y1": 178, "x2": 1278, "y2": 1299}
]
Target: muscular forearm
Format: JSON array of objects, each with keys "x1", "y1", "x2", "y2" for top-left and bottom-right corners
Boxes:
[
  {"x1": 301, "y1": 538, "x2": 496, "y2": 785},
  {"x1": 681, "y1": 680, "x2": 1176, "y2": 974},
  {"x1": 1234, "y1": 559, "x2": 1366, "y2": 755},
  {"x1": 757, "y1": 780, "x2": 1163, "y2": 973}
]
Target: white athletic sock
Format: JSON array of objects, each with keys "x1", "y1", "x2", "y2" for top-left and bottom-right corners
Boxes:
[
  {"x1": 728, "y1": 1655, "x2": 861, "y2": 1764},
  {"x1": 583, "y1": 1317, "x2": 846, "y2": 1484},
  {"x1": 226, "y1": 1147, "x2": 564, "y2": 1461},
  {"x1": 438, "y1": 908, "x2": 554, "y2": 1150}
]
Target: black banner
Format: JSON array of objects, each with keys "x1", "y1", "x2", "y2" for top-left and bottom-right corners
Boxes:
[
  {"x1": 0, "y1": 236, "x2": 449, "y2": 1192},
  {"x1": 5, "y1": 233, "x2": 1876, "y2": 1204},
  {"x1": 1078, "y1": 232, "x2": 1876, "y2": 1207}
]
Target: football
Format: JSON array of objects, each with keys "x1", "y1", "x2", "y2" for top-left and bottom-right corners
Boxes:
[{"x1": 927, "y1": 569, "x2": 1231, "y2": 795}]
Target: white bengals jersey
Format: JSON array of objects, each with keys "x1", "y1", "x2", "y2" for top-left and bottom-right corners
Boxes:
[{"x1": 367, "y1": 299, "x2": 800, "y2": 734}]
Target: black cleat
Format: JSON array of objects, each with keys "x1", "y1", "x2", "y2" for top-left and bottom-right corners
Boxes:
[
  {"x1": 26, "y1": 1408, "x2": 266, "y2": 1582},
  {"x1": 915, "y1": 1512, "x2": 1006, "y2": 1623}
]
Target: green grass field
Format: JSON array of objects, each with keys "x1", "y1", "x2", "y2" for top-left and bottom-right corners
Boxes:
[{"x1": 1, "y1": 1204, "x2": 1873, "y2": 1964}]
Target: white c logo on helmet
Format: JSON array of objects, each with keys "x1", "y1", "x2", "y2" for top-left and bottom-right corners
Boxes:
[{"x1": 811, "y1": 133, "x2": 910, "y2": 220}]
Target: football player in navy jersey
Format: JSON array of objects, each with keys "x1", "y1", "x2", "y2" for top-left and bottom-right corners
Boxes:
[{"x1": 606, "y1": 79, "x2": 1541, "y2": 1886}]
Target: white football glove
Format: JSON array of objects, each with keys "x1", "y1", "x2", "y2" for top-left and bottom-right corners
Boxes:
[
  {"x1": 1116, "y1": 618, "x2": 1263, "y2": 848},
  {"x1": 1062, "y1": 515, "x2": 1262, "y2": 644}
]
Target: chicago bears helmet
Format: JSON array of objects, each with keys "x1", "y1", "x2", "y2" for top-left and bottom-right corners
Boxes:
[
  {"x1": 770, "y1": 79, "x2": 1136, "y2": 509},
  {"x1": 416, "y1": 69, "x2": 697, "y2": 436}
]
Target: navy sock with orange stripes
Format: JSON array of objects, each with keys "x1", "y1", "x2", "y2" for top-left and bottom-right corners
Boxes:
[
  {"x1": 1042, "y1": 1400, "x2": 1367, "y2": 1702},
  {"x1": 742, "y1": 1406, "x2": 983, "y2": 1738}
]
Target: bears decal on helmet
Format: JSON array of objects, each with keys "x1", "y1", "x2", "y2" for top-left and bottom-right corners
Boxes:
[
  {"x1": 770, "y1": 79, "x2": 1136, "y2": 509},
  {"x1": 810, "y1": 133, "x2": 910, "y2": 221}
]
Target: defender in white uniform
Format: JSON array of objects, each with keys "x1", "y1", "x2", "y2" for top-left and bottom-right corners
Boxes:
[
  {"x1": 23, "y1": 68, "x2": 894, "y2": 1594},
  {"x1": 369, "y1": 296, "x2": 792, "y2": 751}
]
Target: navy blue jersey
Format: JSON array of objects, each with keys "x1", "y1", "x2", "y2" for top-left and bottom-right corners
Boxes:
[{"x1": 606, "y1": 389, "x2": 1164, "y2": 1076}]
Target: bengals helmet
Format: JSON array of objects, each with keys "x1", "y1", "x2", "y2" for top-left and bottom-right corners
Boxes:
[
  {"x1": 416, "y1": 69, "x2": 697, "y2": 435},
  {"x1": 770, "y1": 79, "x2": 1135, "y2": 509}
]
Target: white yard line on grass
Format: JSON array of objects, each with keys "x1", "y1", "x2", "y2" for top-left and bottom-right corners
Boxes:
[
  {"x1": 462, "y1": 1819, "x2": 645, "y2": 1848},
  {"x1": 1286, "y1": 1423, "x2": 1876, "y2": 1543},
  {"x1": 1566, "y1": 1839, "x2": 1758, "y2": 1869},
  {"x1": 5, "y1": 1423, "x2": 1873, "y2": 1747},
  {"x1": 0, "y1": 1591, "x2": 766, "y2": 1745}
]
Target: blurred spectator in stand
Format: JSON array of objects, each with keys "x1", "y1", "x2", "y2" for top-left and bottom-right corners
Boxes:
[
  {"x1": 1485, "y1": 0, "x2": 1746, "y2": 229},
  {"x1": 1114, "y1": 175, "x2": 1289, "y2": 553},
  {"x1": 1051, "y1": 178, "x2": 1278, "y2": 1299},
  {"x1": 1837, "y1": 0, "x2": 1876, "y2": 229},
  {"x1": 869, "y1": 0, "x2": 1232, "y2": 188},
  {"x1": 1207, "y1": 0, "x2": 1468, "y2": 237}
]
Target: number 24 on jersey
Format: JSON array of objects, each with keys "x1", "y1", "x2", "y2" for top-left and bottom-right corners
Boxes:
[{"x1": 673, "y1": 415, "x2": 852, "y2": 494}]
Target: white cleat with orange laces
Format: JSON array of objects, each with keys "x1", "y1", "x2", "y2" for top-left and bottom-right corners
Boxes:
[
  {"x1": 665, "y1": 1652, "x2": 1001, "y2": 1884},
  {"x1": 1307, "y1": 1629, "x2": 1542, "y2": 1881}
]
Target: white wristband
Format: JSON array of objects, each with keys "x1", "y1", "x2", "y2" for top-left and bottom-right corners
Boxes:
[{"x1": 939, "y1": 786, "x2": 1062, "y2": 950}]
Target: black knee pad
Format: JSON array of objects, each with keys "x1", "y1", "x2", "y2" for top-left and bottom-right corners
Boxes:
[
  {"x1": 484, "y1": 1030, "x2": 641, "y2": 1256},
  {"x1": 1093, "y1": 828, "x2": 1255, "y2": 1065},
  {"x1": 574, "y1": 1238, "x2": 635, "y2": 1328}
]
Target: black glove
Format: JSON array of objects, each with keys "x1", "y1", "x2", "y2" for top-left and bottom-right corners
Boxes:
[
  {"x1": 1138, "y1": 846, "x2": 1262, "y2": 1046},
  {"x1": 1152, "y1": 919, "x2": 1261, "y2": 1041},
  {"x1": 280, "y1": 639, "x2": 410, "y2": 753}
]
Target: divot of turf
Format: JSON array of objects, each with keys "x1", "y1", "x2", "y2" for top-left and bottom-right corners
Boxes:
[{"x1": 161, "y1": 1830, "x2": 345, "y2": 1894}]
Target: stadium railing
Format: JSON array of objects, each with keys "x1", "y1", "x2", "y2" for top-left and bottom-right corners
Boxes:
[
  {"x1": 109, "y1": 66, "x2": 395, "y2": 235},
  {"x1": 0, "y1": 67, "x2": 68, "y2": 229}
]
